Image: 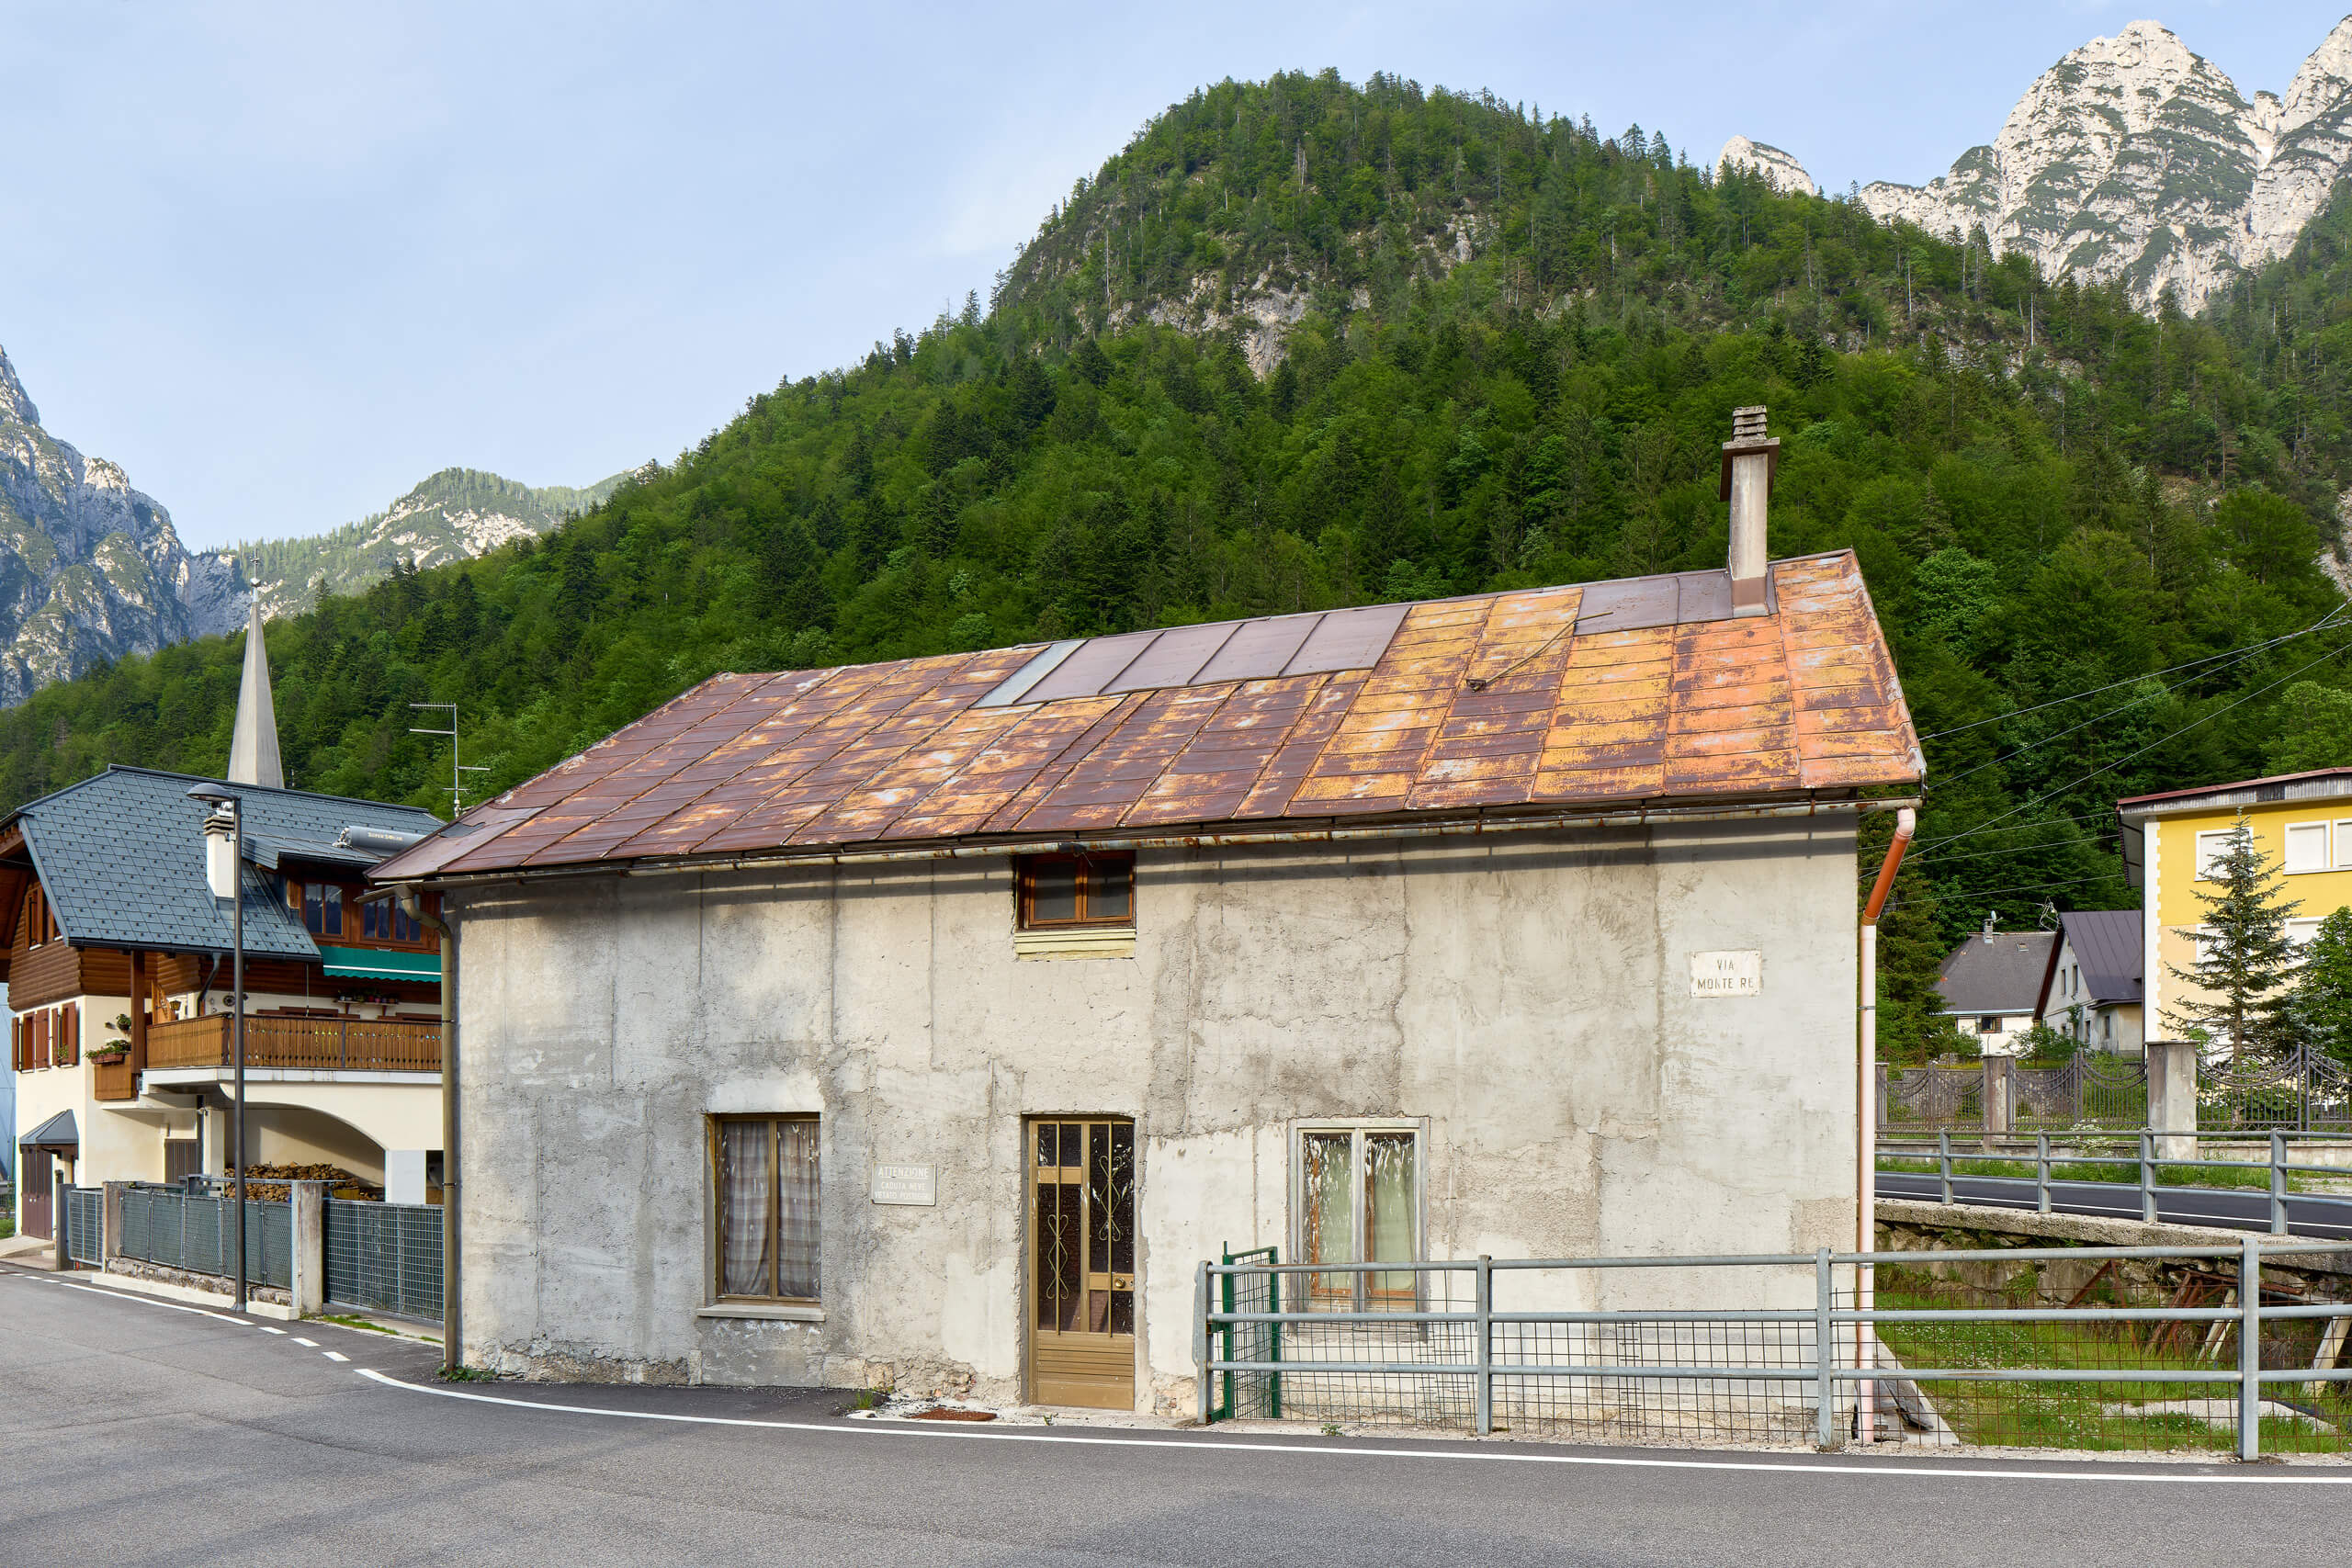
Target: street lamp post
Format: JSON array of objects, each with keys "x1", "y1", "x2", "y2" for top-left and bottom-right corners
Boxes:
[{"x1": 188, "y1": 782, "x2": 246, "y2": 1312}]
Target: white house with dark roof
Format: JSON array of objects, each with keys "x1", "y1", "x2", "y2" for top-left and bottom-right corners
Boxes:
[
  {"x1": 1934, "y1": 923, "x2": 2056, "y2": 1056},
  {"x1": 6, "y1": 607, "x2": 445, "y2": 1242},
  {"x1": 2033, "y1": 910, "x2": 2144, "y2": 1055}
]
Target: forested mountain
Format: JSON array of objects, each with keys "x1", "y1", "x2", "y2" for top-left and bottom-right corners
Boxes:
[
  {"x1": 229, "y1": 467, "x2": 630, "y2": 619},
  {"x1": 5, "y1": 71, "x2": 2352, "y2": 1054}
]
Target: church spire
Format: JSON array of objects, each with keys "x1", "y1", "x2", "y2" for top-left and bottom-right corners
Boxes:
[{"x1": 226, "y1": 601, "x2": 283, "y2": 788}]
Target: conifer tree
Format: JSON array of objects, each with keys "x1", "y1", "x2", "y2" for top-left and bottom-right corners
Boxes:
[
  {"x1": 2163, "y1": 813, "x2": 2302, "y2": 1062},
  {"x1": 2292, "y1": 907, "x2": 2352, "y2": 1066}
]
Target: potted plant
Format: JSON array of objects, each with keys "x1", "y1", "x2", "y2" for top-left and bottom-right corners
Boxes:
[{"x1": 87, "y1": 1039, "x2": 130, "y2": 1065}]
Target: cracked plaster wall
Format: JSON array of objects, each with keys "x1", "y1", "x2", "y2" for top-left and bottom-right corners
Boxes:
[{"x1": 455, "y1": 818, "x2": 1860, "y2": 1407}]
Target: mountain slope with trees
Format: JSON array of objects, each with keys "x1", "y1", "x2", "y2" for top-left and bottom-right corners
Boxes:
[{"x1": 4, "y1": 72, "x2": 2351, "y2": 1056}]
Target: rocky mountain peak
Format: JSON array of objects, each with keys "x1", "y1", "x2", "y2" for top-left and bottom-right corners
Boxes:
[
  {"x1": 1854, "y1": 15, "x2": 2352, "y2": 313},
  {"x1": 0, "y1": 346, "x2": 40, "y2": 427},
  {"x1": 1714, "y1": 136, "x2": 1816, "y2": 197}
]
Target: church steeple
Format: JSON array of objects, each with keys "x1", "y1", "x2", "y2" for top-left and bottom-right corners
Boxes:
[{"x1": 226, "y1": 601, "x2": 283, "y2": 788}]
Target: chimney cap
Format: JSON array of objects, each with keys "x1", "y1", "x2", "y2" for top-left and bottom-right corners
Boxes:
[{"x1": 1718, "y1": 404, "x2": 1780, "y2": 500}]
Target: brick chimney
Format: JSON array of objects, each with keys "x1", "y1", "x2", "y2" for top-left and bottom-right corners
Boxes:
[{"x1": 1719, "y1": 405, "x2": 1778, "y2": 617}]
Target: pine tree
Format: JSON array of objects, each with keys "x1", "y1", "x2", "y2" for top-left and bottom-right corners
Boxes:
[
  {"x1": 2292, "y1": 907, "x2": 2352, "y2": 1066},
  {"x1": 2163, "y1": 813, "x2": 2303, "y2": 1061}
]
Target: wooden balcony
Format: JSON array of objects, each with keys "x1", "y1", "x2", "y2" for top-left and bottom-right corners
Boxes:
[
  {"x1": 144, "y1": 1013, "x2": 441, "y2": 1074},
  {"x1": 93, "y1": 1055, "x2": 138, "y2": 1101}
]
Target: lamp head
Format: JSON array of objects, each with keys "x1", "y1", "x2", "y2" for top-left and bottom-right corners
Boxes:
[{"x1": 187, "y1": 782, "x2": 239, "y2": 808}]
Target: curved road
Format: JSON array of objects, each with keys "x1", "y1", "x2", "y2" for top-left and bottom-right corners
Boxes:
[
  {"x1": 2, "y1": 1262, "x2": 2347, "y2": 1566},
  {"x1": 1876, "y1": 1171, "x2": 2352, "y2": 1240}
]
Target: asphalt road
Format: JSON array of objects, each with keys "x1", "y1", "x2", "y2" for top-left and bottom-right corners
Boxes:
[
  {"x1": 3, "y1": 1263, "x2": 2348, "y2": 1566},
  {"x1": 1876, "y1": 1170, "x2": 2352, "y2": 1240}
]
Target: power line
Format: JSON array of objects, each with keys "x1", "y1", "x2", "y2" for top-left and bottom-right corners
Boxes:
[
  {"x1": 1917, "y1": 606, "x2": 2349, "y2": 741},
  {"x1": 1886, "y1": 873, "x2": 2116, "y2": 907},
  {"x1": 1919, "y1": 636, "x2": 2352, "y2": 853}
]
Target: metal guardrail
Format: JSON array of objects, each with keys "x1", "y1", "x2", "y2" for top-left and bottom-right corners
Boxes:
[
  {"x1": 322, "y1": 1198, "x2": 442, "y2": 1321},
  {"x1": 1878, "y1": 1130, "x2": 2351, "y2": 1235},
  {"x1": 1197, "y1": 1243, "x2": 2352, "y2": 1459}
]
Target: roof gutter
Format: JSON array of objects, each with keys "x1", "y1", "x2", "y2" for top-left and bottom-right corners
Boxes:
[{"x1": 381, "y1": 796, "x2": 1924, "y2": 890}]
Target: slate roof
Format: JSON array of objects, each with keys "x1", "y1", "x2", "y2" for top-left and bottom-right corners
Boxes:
[
  {"x1": 375, "y1": 552, "x2": 1922, "y2": 882},
  {"x1": 1936, "y1": 931, "x2": 2059, "y2": 1016},
  {"x1": 2052, "y1": 910, "x2": 2143, "y2": 1006},
  {"x1": 4, "y1": 766, "x2": 443, "y2": 959}
]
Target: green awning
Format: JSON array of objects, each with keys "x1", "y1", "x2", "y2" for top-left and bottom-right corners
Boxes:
[{"x1": 318, "y1": 945, "x2": 442, "y2": 982}]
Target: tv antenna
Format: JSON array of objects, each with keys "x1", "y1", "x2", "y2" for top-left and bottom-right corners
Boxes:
[{"x1": 410, "y1": 703, "x2": 490, "y2": 814}]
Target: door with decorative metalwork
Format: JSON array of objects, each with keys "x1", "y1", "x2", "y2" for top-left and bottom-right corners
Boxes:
[{"x1": 1028, "y1": 1119, "x2": 1136, "y2": 1409}]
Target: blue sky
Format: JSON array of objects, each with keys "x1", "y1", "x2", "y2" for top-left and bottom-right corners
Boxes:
[{"x1": 0, "y1": 2, "x2": 2341, "y2": 549}]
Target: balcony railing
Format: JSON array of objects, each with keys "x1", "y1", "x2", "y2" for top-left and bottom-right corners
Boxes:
[{"x1": 144, "y1": 1013, "x2": 442, "y2": 1074}]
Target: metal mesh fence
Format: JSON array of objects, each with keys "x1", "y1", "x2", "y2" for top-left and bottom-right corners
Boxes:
[
  {"x1": 323, "y1": 1199, "x2": 442, "y2": 1321},
  {"x1": 1203, "y1": 1245, "x2": 2352, "y2": 1456},
  {"x1": 115, "y1": 1187, "x2": 291, "y2": 1289},
  {"x1": 62, "y1": 1189, "x2": 102, "y2": 1266}
]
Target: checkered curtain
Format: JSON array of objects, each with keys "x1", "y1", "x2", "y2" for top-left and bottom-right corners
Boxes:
[
  {"x1": 777, "y1": 1120, "x2": 820, "y2": 1298},
  {"x1": 718, "y1": 1121, "x2": 772, "y2": 1296}
]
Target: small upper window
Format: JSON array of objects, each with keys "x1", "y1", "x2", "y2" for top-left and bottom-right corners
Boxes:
[
  {"x1": 1018, "y1": 853, "x2": 1134, "y2": 930},
  {"x1": 2194, "y1": 829, "x2": 2236, "y2": 881},
  {"x1": 2284, "y1": 821, "x2": 2329, "y2": 874},
  {"x1": 1978, "y1": 1015, "x2": 1999, "y2": 1033},
  {"x1": 290, "y1": 880, "x2": 346, "y2": 938}
]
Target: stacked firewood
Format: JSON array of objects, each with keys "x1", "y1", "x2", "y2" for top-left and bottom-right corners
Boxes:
[{"x1": 233, "y1": 1163, "x2": 382, "y2": 1201}]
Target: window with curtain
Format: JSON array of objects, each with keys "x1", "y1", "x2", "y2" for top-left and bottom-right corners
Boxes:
[
  {"x1": 1295, "y1": 1124, "x2": 1420, "y2": 1311},
  {"x1": 713, "y1": 1115, "x2": 820, "y2": 1301}
]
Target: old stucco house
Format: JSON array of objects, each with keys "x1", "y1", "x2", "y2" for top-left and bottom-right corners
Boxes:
[{"x1": 374, "y1": 412, "x2": 1923, "y2": 1411}]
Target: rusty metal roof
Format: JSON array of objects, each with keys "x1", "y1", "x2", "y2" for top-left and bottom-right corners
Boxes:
[{"x1": 372, "y1": 553, "x2": 1921, "y2": 881}]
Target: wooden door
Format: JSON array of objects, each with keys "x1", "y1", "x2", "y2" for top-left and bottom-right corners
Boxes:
[
  {"x1": 1029, "y1": 1119, "x2": 1136, "y2": 1409},
  {"x1": 20, "y1": 1148, "x2": 51, "y2": 1240}
]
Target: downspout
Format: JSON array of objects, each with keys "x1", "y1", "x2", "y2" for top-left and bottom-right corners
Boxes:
[
  {"x1": 1855, "y1": 806, "x2": 1915, "y2": 1446},
  {"x1": 401, "y1": 889, "x2": 460, "y2": 1374}
]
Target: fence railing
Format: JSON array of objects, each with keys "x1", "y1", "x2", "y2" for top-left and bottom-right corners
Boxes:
[
  {"x1": 2199, "y1": 1046, "x2": 2352, "y2": 1133},
  {"x1": 1877, "y1": 1130, "x2": 2352, "y2": 1236},
  {"x1": 1197, "y1": 1242, "x2": 2352, "y2": 1459},
  {"x1": 144, "y1": 1012, "x2": 441, "y2": 1073},
  {"x1": 117, "y1": 1185, "x2": 293, "y2": 1290},
  {"x1": 323, "y1": 1199, "x2": 443, "y2": 1321}
]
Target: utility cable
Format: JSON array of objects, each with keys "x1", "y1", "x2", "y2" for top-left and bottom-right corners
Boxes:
[
  {"x1": 1915, "y1": 636, "x2": 2352, "y2": 853},
  {"x1": 1917, "y1": 606, "x2": 2349, "y2": 741}
]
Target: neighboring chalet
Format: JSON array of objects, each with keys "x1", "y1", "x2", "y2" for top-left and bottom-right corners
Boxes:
[
  {"x1": 1932, "y1": 922, "x2": 2055, "y2": 1056},
  {"x1": 2032, "y1": 910, "x2": 2144, "y2": 1055},
  {"x1": 7, "y1": 607, "x2": 444, "y2": 1242},
  {"x1": 373, "y1": 410, "x2": 1925, "y2": 1411}
]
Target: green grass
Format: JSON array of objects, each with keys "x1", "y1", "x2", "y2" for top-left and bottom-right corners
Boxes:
[
  {"x1": 322, "y1": 1312, "x2": 435, "y2": 1341},
  {"x1": 1874, "y1": 1276, "x2": 2347, "y2": 1455},
  {"x1": 0, "y1": 1212, "x2": 13, "y2": 1242}
]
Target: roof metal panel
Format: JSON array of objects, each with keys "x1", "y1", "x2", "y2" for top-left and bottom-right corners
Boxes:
[
  {"x1": 368, "y1": 554, "x2": 1920, "y2": 877},
  {"x1": 1021, "y1": 631, "x2": 1160, "y2": 704},
  {"x1": 1282, "y1": 604, "x2": 1412, "y2": 676}
]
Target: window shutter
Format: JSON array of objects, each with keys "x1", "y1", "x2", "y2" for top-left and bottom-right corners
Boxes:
[
  {"x1": 62, "y1": 1001, "x2": 77, "y2": 1066},
  {"x1": 2285, "y1": 821, "x2": 2328, "y2": 874}
]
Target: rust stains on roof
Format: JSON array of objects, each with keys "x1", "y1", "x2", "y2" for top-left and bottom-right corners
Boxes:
[{"x1": 374, "y1": 552, "x2": 1921, "y2": 881}]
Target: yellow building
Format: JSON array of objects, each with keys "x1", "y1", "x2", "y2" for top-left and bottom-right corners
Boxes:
[{"x1": 2118, "y1": 767, "x2": 2352, "y2": 1041}]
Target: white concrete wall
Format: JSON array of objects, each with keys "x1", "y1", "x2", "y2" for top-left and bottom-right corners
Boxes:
[{"x1": 456, "y1": 819, "x2": 1862, "y2": 1407}]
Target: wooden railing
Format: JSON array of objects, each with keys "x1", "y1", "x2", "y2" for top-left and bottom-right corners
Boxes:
[
  {"x1": 93, "y1": 1055, "x2": 138, "y2": 1101},
  {"x1": 143, "y1": 1013, "x2": 441, "y2": 1073}
]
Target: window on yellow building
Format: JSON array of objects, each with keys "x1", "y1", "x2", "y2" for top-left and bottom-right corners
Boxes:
[
  {"x1": 2195, "y1": 831, "x2": 2234, "y2": 881},
  {"x1": 2284, "y1": 821, "x2": 2329, "y2": 874}
]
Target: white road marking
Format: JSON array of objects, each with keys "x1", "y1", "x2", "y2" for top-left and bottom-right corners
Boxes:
[
  {"x1": 323, "y1": 1351, "x2": 349, "y2": 1362},
  {"x1": 292, "y1": 1337, "x2": 318, "y2": 1347},
  {"x1": 51, "y1": 1279, "x2": 252, "y2": 1325},
  {"x1": 260, "y1": 1325, "x2": 287, "y2": 1335},
  {"x1": 355, "y1": 1371, "x2": 2352, "y2": 1487}
]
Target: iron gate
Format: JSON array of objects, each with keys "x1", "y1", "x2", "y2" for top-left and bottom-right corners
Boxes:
[
  {"x1": 2199, "y1": 1047, "x2": 2352, "y2": 1132},
  {"x1": 2015, "y1": 1054, "x2": 2150, "y2": 1129},
  {"x1": 116, "y1": 1186, "x2": 292, "y2": 1288}
]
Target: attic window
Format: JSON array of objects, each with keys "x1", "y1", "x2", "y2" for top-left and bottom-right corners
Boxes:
[
  {"x1": 1017, "y1": 853, "x2": 1134, "y2": 930},
  {"x1": 21, "y1": 884, "x2": 58, "y2": 947}
]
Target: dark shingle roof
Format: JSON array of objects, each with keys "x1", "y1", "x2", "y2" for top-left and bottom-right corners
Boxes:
[
  {"x1": 1936, "y1": 930, "x2": 2057, "y2": 1015},
  {"x1": 8, "y1": 766, "x2": 441, "y2": 959},
  {"x1": 2057, "y1": 910, "x2": 2143, "y2": 1005}
]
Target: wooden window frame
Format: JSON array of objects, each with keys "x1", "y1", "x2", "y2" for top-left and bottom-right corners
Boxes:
[
  {"x1": 1015, "y1": 852, "x2": 1136, "y2": 931},
  {"x1": 707, "y1": 1113, "x2": 821, "y2": 1305},
  {"x1": 1291, "y1": 1119, "x2": 1427, "y2": 1313},
  {"x1": 287, "y1": 877, "x2": 436, "y2": 952}
]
